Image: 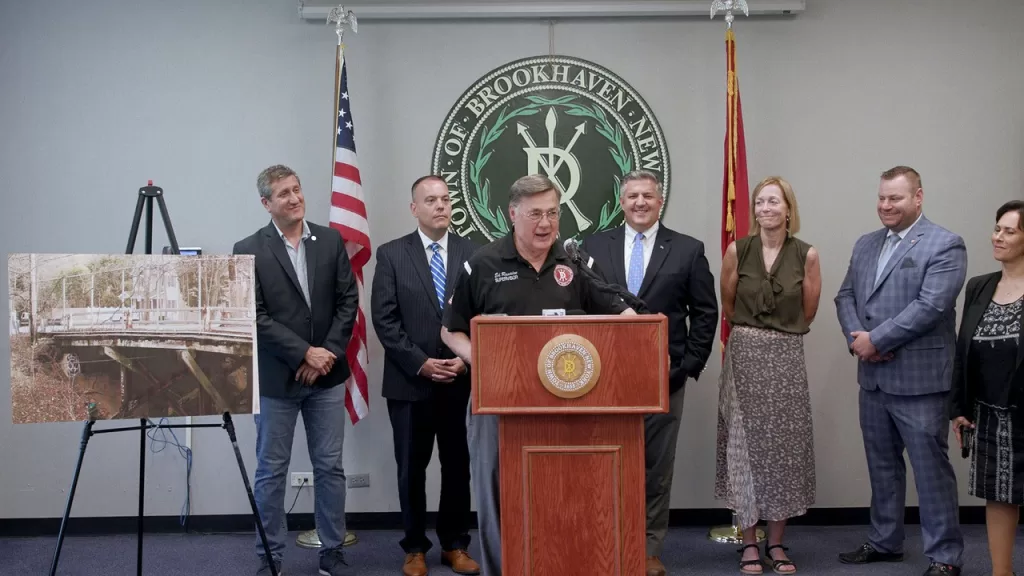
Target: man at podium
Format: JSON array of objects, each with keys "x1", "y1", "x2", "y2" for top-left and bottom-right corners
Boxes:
[{"x1": 441, "y1": 174, "x2": 636, "y2": 576}]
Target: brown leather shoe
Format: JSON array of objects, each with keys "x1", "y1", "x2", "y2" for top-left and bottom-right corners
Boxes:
[
  {"x1": 646, "y1": 555, "x2": 667, "y2": 576},
  {"x1": 402, "y1": 552, "x2": 428, "y2": 576},
  {"x1": 441, "y1": 549, "x2": 481, "y2": 575}
]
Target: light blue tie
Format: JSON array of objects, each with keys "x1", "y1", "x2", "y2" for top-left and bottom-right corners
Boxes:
[
  {"x1": 627, "y1": 232, "x2": 645, "y2": 295},
  {"x1": 875, "y1": 234, "x2": 901, "y2": 286},
  {"x1": 429, "y1": 243, "x2": 446, "y2": 309}
]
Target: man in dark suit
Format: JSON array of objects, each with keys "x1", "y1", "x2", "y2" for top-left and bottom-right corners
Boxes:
[
  {"x1": 584, "y1": 169, "x2": 718, "y2": 576},
  {"x1": 371, "y1": 175, "x2": 481, "y2": 576},
  {"x1": 233, "y1": 164, "x2": 359, "y2": 576}
]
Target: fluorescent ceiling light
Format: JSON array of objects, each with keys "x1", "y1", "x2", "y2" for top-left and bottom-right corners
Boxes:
[{"x1": 297, "y1": 1, "x2": 805, "y2": 21}]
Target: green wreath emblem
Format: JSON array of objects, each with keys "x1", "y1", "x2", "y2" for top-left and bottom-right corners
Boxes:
[{"x1": 468, "y1": 95, "x2": 633, "y2": 238}]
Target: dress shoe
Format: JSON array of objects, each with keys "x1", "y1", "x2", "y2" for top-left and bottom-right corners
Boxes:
[
  {"x1": 837, "y1": 542, "x2": 904, "y2": 564},
  {"x1": 441, "y1": 549, "x2": 481, "y2": 575},
  {"x1": 922, "y1": 563, "x2": 961, "y2": 576},
  {"x1": 402, "y1": 553, "x2": 427, "y2": 576},
  {"x1": 646, "y1": 555, "x2": 667, "y2": 576}
]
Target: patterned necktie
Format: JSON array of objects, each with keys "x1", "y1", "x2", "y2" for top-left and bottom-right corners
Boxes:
[
  {"x1": 875, "y1": 234, "x2": 901, "y2": 286},
  {"x1": 627, "y1": 232, "x2": 645, "y2": 295},
  {"x1": 429, "y1": 243, "x2": 446, "y2": 308}
]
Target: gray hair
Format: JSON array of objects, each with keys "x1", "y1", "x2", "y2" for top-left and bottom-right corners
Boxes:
[
  {"x1": 618, "y1": 169, "x2": 663, "y2": 197},
  {"x1": 257, "y1": 165, "x2": 301, "y2": 200},
  {"x1": 509, "y1": 174, "x2": 561, "y2": 207}
]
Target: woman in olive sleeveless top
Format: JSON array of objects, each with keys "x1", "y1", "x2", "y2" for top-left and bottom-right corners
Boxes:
[{"x1": 716, "y1": 177, "x2": 822, "y2": 575}]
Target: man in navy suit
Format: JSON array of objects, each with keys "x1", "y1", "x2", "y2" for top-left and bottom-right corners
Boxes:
[
  {"x1": 371, "y1": 175, "x2": 481, "y2": 576},
  {"x1": 584, "y1": 170, "x2": 719, "y2": 576},
  {"x1": 233, "y1": 164, "x2": 359, "y2": 576},
  {"x1": 835, "y1": 166, "x2": 967, "y2": 576}
]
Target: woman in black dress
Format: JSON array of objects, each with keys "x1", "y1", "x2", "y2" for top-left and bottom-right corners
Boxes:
[{"x1": 950, "y1": 199, "x2": 1024, "y2": 576}]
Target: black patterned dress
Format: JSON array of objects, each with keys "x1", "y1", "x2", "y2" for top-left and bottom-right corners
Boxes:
[{"x1": 967, "y1": 296, "x2": 1024, "y2": 504}]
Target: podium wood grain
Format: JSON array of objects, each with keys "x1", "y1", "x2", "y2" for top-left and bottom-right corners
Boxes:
[{"x1": 500, "y1": 414, "x2": 645, "y2": 576}]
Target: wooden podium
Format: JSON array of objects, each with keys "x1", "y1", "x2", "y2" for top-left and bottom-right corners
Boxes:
[{"x1": 470, "y1": 313, "x2": 669, "y2": 576}]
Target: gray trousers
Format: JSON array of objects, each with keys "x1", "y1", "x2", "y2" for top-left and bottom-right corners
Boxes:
[
  {"x1": 645, "y1": 387, "x2": 686, "y2": 557},
  {"x1": 467, "y1": 405, "x2": 502, "y2": 576}
]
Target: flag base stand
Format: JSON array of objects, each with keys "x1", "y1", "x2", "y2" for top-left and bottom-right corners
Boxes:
[
  {"x1": 296, "y1": 529, "x2": 358, "y2": 549},
  {"x1": 708, "y1": 514, "x2": 765, "y2": 544}
]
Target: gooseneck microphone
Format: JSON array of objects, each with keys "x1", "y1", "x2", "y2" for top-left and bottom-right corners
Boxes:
[{"x1": 563, "y1": 238, "x2": 650, "y2": 314}]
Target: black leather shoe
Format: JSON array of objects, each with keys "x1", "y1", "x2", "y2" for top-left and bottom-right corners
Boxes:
[
  {"x1": 922, "y1": 563, "x2": 961, "y2": 576},
  {"x1": 837, "y1": 543, "x2": 904, "y2": 564}
]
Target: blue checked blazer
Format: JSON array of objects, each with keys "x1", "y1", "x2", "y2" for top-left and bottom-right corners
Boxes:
[{"x1": 835, "y1": 215, "x2": 968, "y2": 396}]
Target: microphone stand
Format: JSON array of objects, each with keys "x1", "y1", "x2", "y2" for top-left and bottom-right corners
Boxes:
[{"x1": 568, "y1": 250, "x2": 651, "y2": 314}]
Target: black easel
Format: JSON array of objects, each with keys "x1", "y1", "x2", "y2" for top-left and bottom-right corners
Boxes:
[{"x1": 48, "y1": 182, "x2": 278, "y2": 576}]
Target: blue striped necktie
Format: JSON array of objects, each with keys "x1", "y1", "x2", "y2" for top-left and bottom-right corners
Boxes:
[
  {"x1": 429, "y1": 243, "x2": 446, "y2": 308},
  {"x1": 627, "y1": 232, "x2": 645, "y2": 295}
]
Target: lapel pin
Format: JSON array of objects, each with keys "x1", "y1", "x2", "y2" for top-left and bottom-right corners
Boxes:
[{"x1": 311, "y1": 235, "x2": 317, "y2": 241}]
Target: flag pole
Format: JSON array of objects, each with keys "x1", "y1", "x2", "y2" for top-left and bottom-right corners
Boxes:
[
  {"x1": 707, "y1": 0, "x2": 764, "y2": 546},
  {"x1": 296, "y1": 4, "x2": 360, "y2": 552}
]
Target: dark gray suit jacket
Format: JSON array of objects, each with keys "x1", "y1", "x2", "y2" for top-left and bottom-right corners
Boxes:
[
  {"x1": 370, "y1": 231, "x2": 479, "y2": 402},
  {"x1": 584, "y1": 223, "x2": 719, "y2": 394},
  {"x1": 232, "y1": 221, "x2": 359, "y2": 399}
]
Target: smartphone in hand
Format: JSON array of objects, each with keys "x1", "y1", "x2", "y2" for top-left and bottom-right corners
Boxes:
[{"x1": 961, "y1": 427, "x2": 974, "y2": 459}]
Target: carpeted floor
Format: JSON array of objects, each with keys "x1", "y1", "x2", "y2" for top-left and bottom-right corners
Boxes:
[{"x1": 1, "y1": 525, "x2": 1020, "y2": 575}]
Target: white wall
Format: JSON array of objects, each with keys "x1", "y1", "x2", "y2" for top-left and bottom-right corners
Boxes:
[{"x1": 2, "y1": 0, "x2": 1023, "y2": 520}]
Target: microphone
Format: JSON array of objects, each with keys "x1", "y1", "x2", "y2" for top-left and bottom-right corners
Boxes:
[{"x1": 563, "y1": 238, "x2": 650, "y2": 314}]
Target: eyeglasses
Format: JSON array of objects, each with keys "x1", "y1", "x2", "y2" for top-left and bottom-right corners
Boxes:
[{"x1": 523, "y1": 209, "x2": 561, "y2": 222}]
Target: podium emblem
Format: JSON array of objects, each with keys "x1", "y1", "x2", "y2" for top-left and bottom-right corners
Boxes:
[{"x1": 537, "y1": 334, "x2": 602, "y2": 399}]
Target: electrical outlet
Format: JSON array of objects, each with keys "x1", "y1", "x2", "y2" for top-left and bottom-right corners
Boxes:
[
  {"x1": 347, "y1": 473, "x2": 370, "y2": 488},
  {"x1": 291, "y1": 472, "x2": 314, "y2": 487}
]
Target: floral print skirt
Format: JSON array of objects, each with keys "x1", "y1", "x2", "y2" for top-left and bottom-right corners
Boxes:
[{"x1": 715, "y1": 325, "x2": 816, "y2": 529}]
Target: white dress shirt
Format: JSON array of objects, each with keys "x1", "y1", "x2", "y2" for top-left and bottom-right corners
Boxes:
[
  {"x1": 272, "y1": 219, "x2": 312, "y2": 308},
  {"x1": 418, "y1": 227, "x2": 448, "y2": 270}
]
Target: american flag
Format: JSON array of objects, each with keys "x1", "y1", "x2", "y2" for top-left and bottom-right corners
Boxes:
[{"x1": 329, "y1": 49, "x2": 371, "y2": 424}]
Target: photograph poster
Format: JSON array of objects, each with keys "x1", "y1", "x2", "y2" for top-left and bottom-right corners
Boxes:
[{"x1": 7, "y1": 253, "x2": 259, "y2": 424}]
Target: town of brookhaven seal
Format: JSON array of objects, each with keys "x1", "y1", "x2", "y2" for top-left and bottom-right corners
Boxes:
[
  {"x1": 431, "y1": 55, "x2": 671, "y2": 246},
  {"x1": 536, "y1": 334, "x2": 602, "y2": 399}
]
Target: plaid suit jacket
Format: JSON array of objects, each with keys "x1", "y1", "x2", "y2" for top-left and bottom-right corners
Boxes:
[{"x1": 835, "y1": 215, "x2": 968, "y2": 396}]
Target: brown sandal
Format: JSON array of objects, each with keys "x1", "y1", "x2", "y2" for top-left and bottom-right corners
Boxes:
[
  {"x1": 738, "y1": 543, "x2": 763, "y2": 575},
  {"x1": 765, "y1": 544, "x2": 796, "y2": 574}
]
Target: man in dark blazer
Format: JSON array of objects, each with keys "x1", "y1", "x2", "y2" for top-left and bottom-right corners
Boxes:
[
  {"x1": 584, "y1": 169, "x2": 718, "y2": 576},
  {"x1": 371, "y1": 175, "x2": 481, "y2": 576},
  {"x1": 233, "y1": 164, "x2": 359, "y2": 576}
]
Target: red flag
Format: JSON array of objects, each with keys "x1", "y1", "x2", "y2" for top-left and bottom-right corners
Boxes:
[
  {"x1": 328, "y1": 44, "x2": 371, "y2": 424},
  {"x1": 721, "y1": 28, "x2": 750, "y2": 358}
]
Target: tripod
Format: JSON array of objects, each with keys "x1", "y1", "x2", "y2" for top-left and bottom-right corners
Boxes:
[{"x1": 48, "y1": 182, "x2": 279, "y2": 576}]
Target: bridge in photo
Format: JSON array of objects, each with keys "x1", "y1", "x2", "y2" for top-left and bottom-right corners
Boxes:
[
  {"x1": 14, "y1": 307, "x2": 256, "y2": 420},
  {"x1": 36, "y1": 306, "x2": 254, "y2": 355}
]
